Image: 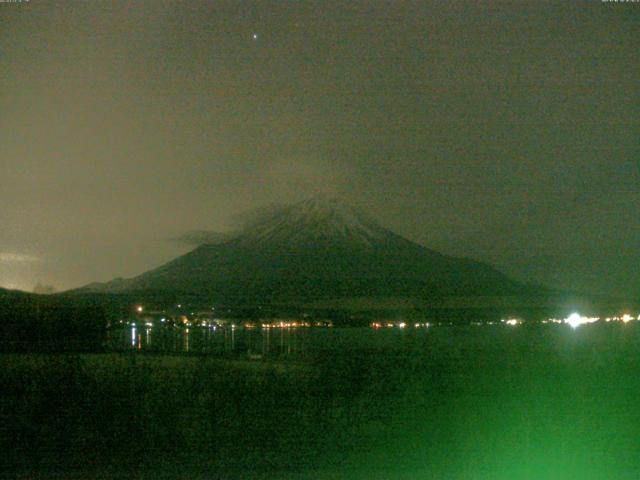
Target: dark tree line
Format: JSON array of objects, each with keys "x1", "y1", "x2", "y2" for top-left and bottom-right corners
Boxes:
[{"x1": 0, "y1": 293, "x2": 107, "y2": 352}]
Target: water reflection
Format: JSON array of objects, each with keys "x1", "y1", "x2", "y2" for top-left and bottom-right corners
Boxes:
[
  {"x1": 106, "y1": 317, "x2": 640, "y2": 360},
  {"x1": 108, "y1": 324, "x2": 316, "y2": 359}
]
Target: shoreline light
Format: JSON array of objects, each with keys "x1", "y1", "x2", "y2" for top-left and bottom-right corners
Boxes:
[{"x1": 565, "y1": 312, "x2": 599, "y2": 329}]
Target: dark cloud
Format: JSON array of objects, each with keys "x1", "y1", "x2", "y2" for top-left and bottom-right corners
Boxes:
[{"x1": 228, "y1": 203, "x2": 287, "y2": 232}]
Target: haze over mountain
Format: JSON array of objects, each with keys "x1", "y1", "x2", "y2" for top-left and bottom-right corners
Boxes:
[{"x1": 83, "y1": 198, "x2": 530, "y2": 304}]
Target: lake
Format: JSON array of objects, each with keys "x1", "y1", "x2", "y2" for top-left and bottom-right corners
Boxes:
[
  {"x1": 5, "y1": 320, "x2": 640, "y2": 479},
  {"x1": 106, "y1": 320, "x2": 640, "y2": 361}
]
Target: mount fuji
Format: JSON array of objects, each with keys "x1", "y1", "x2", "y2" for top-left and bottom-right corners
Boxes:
[{"x1": 82, "y1": 197, "x2": 528, "y2": 303}]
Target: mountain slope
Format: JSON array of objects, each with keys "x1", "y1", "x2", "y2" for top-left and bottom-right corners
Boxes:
[{"x1": 82, "y1": 197, "x2": 526, "y2": 302}]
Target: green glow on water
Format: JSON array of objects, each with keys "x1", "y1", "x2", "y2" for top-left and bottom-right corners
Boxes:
[
  {"x1": 4, "y1": 324, "x2": 640, "y2": 478},
  {"x1": 285, "y1": 325, "x2": 640, "y2": 480}
]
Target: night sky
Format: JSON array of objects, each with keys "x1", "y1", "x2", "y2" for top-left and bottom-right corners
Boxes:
[{"x1": 0, "y1": 1, "x2": 638, "y2": 297}]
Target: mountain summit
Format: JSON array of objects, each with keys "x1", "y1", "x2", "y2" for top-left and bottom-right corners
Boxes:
[
  {"x1": 232, "y1": 197, "x2": 406, "y2": 249},
  {"x1": 84, "y1": 198, "x2": 524, "y2": 302}
]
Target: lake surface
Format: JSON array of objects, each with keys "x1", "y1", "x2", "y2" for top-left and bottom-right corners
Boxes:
[
  {"x1": 106, "y1": 320, "x2": 640, "y2": 360},
  {"x1": 7, "y1": 321, "x2": 640, "y2": 479}
]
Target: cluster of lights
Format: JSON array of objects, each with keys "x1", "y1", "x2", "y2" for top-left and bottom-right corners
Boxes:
[
  {"x1": 605, "y1": 314, "x2": 638, "y2": 324},
  {"x1": 553, "y1": 313, "x2": 639, "y2": 329},
  {"x1": 262, "y1": 321, "x2": 308, "y2": 328},
  {"x1": 261, "y1": 321, "x2": 332, "y2": 328},
  {"x1": 564, "y1": 313, "x2": 599, "y2": 329},
  {"x1": 371, "y1": 322, "x2": 430, "y2": 329},
  {"x1": 501, "y1": 318, "x2": 521, "y2": 326},
  {"x1": 126, "y1": 304, "x2": 640, "y2": 332}
]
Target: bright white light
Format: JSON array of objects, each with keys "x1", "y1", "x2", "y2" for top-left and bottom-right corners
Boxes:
[
  {"x1": 622, "y1": 314, "x2": 633, "y2": 323},
  {"x1": 252, "y1": 33, "x2": 258, "y2": 40},
  {"x1": 136, "y1": 306, "x2": 143, "y2": 313},
  {"x1": 566, "y1": 313, "x2": 582, "y2": 329},
  {"x1": 398, "y1": 322, "x2": 406, "y2": 328},
  {"x1": 564, "y1": 313, "x2": 599, "y2": 329},
  {"x1": 505, "y1": 319, "x2": 519, "y2": 326}
]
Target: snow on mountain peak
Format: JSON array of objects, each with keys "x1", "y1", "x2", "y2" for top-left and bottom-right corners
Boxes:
[{"x1": 235, "y1": 197, "x2": 397, "y2": 247}]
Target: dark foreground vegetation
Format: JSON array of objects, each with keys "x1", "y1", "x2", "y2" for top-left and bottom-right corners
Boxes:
[
  {"x1": 0, "y1": 291, "x2": 106, "y2": 352},
  {"x1": 1, "y1": 351, "x2": 403, "y2": 479},
  {"x1": 2, "y1": 324, "x2": 640, "y2": 479}
]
